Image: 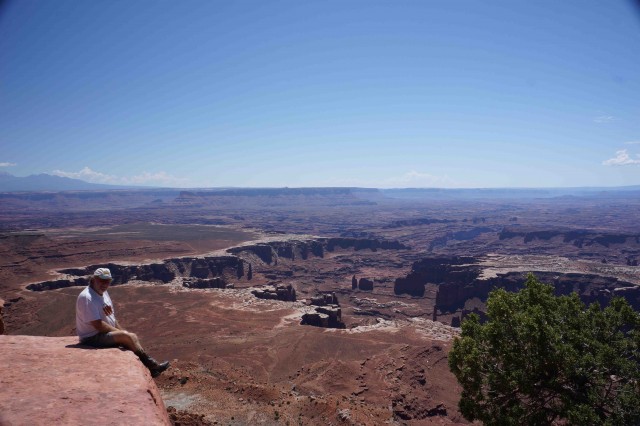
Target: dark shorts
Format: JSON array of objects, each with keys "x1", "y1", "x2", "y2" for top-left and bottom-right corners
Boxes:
[{"x1": 80, "y1": 332, "x2": 117, "y2": 348}]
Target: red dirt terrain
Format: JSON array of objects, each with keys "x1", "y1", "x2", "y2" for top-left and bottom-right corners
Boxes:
[{"x1": 2, "y1": 187, "x2": 639, "y2": 424}]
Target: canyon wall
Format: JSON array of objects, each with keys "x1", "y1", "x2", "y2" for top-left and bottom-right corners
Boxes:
[
  {"x1": 395, "y1": 256, "x2": 640, "y2": 320},
  {"x1": 27, "y1": 255, "x2": 244, "y2": 291},
  {"x1": 26, "y1": 237, "x2": 406, "y2": 292},
  {"x1": 229, "y1": 237, "x2": 408, "y2": 264}
]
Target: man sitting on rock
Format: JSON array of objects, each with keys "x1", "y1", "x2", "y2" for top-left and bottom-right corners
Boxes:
[{"x1": 76, "y1": 267, "x2": 170, "y2": 377}]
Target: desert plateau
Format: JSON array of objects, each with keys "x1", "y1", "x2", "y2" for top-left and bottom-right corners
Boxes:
[{"x1": 2, "y1": 186, "x2": 639, "y2": 425}]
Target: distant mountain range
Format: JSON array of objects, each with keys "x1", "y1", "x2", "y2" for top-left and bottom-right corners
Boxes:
[
  {"x1": 380, "y1": 186, "x2": 640, "y2": 200},
  {"x1": 1, "y1": 172, "x2": 639, "y2": 200},
  {"x1": 0, "y1": 172, "x2": 136, "y2": 192}
]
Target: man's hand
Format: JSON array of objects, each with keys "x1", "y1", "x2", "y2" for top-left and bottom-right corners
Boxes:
[{"x1": 103, "y1": 304, "x2": 113, "y2": 316}]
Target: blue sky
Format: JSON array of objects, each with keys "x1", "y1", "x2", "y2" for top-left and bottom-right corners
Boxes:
[{"x1": 1, "y1": 1, "x2": 639, "y2": 188}]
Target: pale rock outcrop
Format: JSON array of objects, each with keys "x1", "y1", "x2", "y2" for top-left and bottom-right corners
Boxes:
[
  {"x1": 182, "y1": 277, "x2": 225, "y2": 289},
  {"x1": 251, "y1": 283, "x2": 296, "y2": 301},
  {"x1": 228, "y1": 244, "x2": 276, "y2": 264},
  {"x1": 309, "y1": 292, "x2": 338, "y2": 306},
  {"x1": 0, "y1": 335, "x2": 170, "y2": 425}
]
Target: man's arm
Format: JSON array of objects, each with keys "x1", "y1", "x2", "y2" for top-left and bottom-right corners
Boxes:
[{"x1": 89, "y1": 319, "x2": 121, "y2": 333}]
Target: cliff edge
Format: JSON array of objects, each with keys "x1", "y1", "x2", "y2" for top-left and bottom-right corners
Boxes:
[{"x1": 0, "y1": 335, "x2": 170, "y2": 425}]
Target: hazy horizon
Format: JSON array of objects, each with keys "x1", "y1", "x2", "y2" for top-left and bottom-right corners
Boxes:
[
  {"x1": 3, "y1": 170, "x2": 640, "y2": 192},
  {"x1": 2, "y1": 1, "x2": 639, "y2": 189}
]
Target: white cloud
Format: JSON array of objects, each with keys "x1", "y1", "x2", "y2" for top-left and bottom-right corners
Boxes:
[
  {"x1": 625, "y1": 141, "x2": 640, "y2": 145},
  {"x1": 53, "y1": 167, "x2": 115, "y2": 183},
  {"x1": 593, "y1": 115, "x2": 617, "y2": 123},
  {"x1": 52, "y1": 167, "x2": 188, "y2": 186},
  {"x1": 602, "y1": 150, "x2": 640, "y2": 166},
  {"x1": 594, "y1": 115, "x2": 616, "y2": 123},
  {"x1": 0, "y1": 162, "x2": 16, "y2": 167}
]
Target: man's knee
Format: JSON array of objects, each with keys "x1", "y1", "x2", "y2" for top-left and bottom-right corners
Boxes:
[{"x1": 112, "y1": 330, "x2": 135, "y2": 344}]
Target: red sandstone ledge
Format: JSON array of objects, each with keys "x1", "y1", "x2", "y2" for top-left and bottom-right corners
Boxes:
[{"x1": 0, "y1": 335, "x2": 170, "y2": 426}]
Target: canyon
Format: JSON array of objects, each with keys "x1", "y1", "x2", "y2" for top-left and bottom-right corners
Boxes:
[{"x1": 1, "y1": 187, "x2": 639, "y2": 425}]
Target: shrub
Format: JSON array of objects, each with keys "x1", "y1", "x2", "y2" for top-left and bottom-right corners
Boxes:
[{"x1": 449, "y1": 274, "x2": 640, "y2": 425}]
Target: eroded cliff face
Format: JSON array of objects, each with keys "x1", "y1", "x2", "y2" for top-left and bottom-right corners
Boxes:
[
  {"x1": 498, "y1": 227, "x2": 640, "y2": 248},
  {"x1": 394, "y1": 256, "x2": 640, "y2": 325},
  {"x1": 228, "y1": 237, "x2": 408, "y2": 264},
  {"x1": 25, "y1": 237, "x2": 407, "y2": 292},
  {"x1": 497, "y1": 227, "x2": 640, "y2": 265},
  {"x1": 435, "y1": 270, "x2": 639, "y2": 314},
  {"x1": 27, "y1": 256, "x2": 244, "y2": 291},
  {"x1": 394, "y1": 257, "x2": 478, "y2": 298}
]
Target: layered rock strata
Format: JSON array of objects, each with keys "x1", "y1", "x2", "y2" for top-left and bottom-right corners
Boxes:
[
  {"x1": 26, "y1": 237, "x2": 406, "y2": 292},
  {"x1": 499, "y1": 227, "x2": 640, "y2": 248},
  {"x1": 435, "y1": 270, "x2": 640, "y2": 314},
  {"x1": 27, "y1": 256, "x2": 243, "y2": 291},
  {"x1": 395, "y1": 256, "x2": 640, "y2": 325},
  {"x1": 228, "y1": 237, "x2": 408, "y2": 264}
]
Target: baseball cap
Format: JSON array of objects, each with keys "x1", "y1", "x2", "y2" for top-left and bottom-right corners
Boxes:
[{"x1": 93, "y1": 268, "x2": 113, "y2": 280}]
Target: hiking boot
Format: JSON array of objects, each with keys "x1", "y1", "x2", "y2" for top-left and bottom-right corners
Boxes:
[
  {"x1": 136, "y1": 351, "x2": 170, "y2": 377},
  {"x1": 149, "y1": 360, "x2": 170, "y2": 378}
]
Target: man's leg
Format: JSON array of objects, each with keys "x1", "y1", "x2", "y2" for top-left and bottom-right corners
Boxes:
[
  {"x1": 110, "y1": 330, "x2": 144, "y2": 353},
  {"x1": 110, "y1": 330, "x2": 170, "y2": 377}
]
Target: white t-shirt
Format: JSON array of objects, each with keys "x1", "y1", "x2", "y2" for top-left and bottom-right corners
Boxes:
[{"x1": 76, "y1": 285, "x2": 117, "y2": 340}]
